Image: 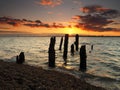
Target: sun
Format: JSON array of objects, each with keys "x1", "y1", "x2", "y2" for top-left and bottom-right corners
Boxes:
[
  {"x1": 64, "y1": 27, "x2": 76, "y2": 35},
  {"x1": 68, "y1": 29, "x2": 73, "y2": 35}
]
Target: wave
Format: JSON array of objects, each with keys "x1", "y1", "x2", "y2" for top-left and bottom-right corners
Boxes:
[
  {"x1": 100, "y1": 52, "x2": 116, "y2": 57},
  {"x1": 54, "y1": 66, "x2": 120, "y2": 90}
]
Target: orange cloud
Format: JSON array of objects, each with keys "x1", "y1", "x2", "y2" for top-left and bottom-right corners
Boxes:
[
  {"x1": 36, "y1": 0, "x2": 63, "y2": 7},
  {"x1": 72, "y1": 15, "x2": 81, "y2": 20}
]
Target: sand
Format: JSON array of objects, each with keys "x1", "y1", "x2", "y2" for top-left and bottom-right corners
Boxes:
[{"x1": 0, "y1": 60, "x2": 106, "y2": 90}]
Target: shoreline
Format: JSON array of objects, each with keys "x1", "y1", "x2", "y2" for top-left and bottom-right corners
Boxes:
[{"x1": 0, "y1": 60, "x2": 106, "y2": 90}]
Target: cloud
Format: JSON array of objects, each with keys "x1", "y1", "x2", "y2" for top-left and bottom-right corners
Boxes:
[
  {"x1": 73, "y1": 5, "x2": 120, "y2": 32},
  {"x1": 80, "y1": 5, "x2": 109, "y2": 13},
  {"x1": 51, "y1": 22, "x2": 65, "y2": 28},
  {"x1": 0, "y1": 16, "x2": 22, "y2": 26},
  {"x1": 0, "y1": 16, "x2": 46, "y2": 28},
  {"x1": 0, "y1": 16, "x2": 67, "y2": 28},
  {"x1": 36, "y1": 0, "x2": 63, "y2": 7},
  {"x1": 102, "y1": 9, "x2": 120, "y2": 19},
  {"x1": 7, "y1": 22, "x2": 19, "y2": 27},
  {"x1": 74, "y1": 15, "x2": 113, "y2": 27},
  {"x1": 24, "y1": 23, "x2": 50, "y2": 28},
  {"x1": 35, "y1": 20, "x2": 42, "y2": 23}
]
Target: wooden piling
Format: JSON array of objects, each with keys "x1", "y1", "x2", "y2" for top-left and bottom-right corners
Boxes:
[
  {"x1": 16, "y1": 55, "x2": 19, "y2": 63},
  {"x1": 79, "y1": 45, "x2": 87, "y2": 71},
  {"x1": 71, "y1": 44, "x2": 74, "y2": 56},
  {"x1": 63, "y1": 34, "x2": 69, "y2": 64},
  {"x1": 53, "y1": 36, "x2": 56, "y2": 47},
  {"x1": 16, "y1": 52, "x2": 25, "y2": 64},
  {"x1": 75, "y1": 34, "x2": 79, "y2": 51},
  {"x1": 91, "y1": 44, "x2": 93, "y2": 50},
  {"x1": 48, "y1": 37, "x2": 56, "y2": 67},
  {"x1": 59, "y1": 37, "x2": 63, "y2": 50}
]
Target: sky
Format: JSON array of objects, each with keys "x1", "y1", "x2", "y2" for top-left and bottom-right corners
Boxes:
[{"x1": 0, "y1": 0, "x2": 120, "y2": 36}]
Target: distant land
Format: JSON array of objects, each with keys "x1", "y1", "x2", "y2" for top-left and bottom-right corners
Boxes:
[{"x1": 0, "y1": 33, "x2": 120, "y2": 37}]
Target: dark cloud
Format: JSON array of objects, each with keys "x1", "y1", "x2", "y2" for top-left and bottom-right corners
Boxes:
[
  {"x1": 74, "y1": 15, "x2": 113, "y2": 27},
  {"x1": 0, "y1": 16, "x2": 22, "y2": 26},
  {"x1": 80, "y1": 5, "x2": 109, "y2": 14},
  {"x1": 51, "y1": 22, "x2": 65, "y2": 28},
  {"x1": 7, "y1": 22, "x2": 19, "y2": 26},
  {"x1": 24, "y1": 21, "x2": 66, "y2": 28},
  {"x1": 24, "y1": 23, "x2": 50, "y2": 28},
  {"x1": 102, "y1": 9, "x2": 120, "y2": 19},
  {"x1": 73, "y1": 5, "x2": 120, "y2": 32},
  {"x1": 81, "y1": 24, "x2": 120, "y2": 32},
  {"x1": 0, "y1": 16, "x2": 67, "y2": 28},
  {"x1": 35, "y1": 20, "x2": 42, "y2": 23}
]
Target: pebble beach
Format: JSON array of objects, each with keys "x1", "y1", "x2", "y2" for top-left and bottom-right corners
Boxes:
[{"x1": 0, "y1": 60, "x2": 106, "y2": 90}]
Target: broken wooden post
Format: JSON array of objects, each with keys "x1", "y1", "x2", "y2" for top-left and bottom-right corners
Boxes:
[
  {"x1": 48, "y1": 37, "x2": 55, "y2": 67},
  {"x1": 63, "y1": 34, "x2": 69, "y2": 65},
  {"x1": 79, "y1": 45, "x2": 87, "y2": 71},
  {"x1": 16, "y1": 55, "x2": 19, "y2": 63},
  {"x1": 59, "y1": 37, "x2": 63, "y2": 50},
  {"x1": 71, "y1": 44, "x2": 74, "y2": 56},
  {"x1": 91, "y1": 44, "x2": 93, "y2": 50},
  {"x1": 53, "y1": 36, "x2": 56, "y2": 48},
  {"x1": 75, "y1": 34, "x2": 79, "y2": 51},
  {"x1": 16, "y1": 52, "x2": 25, "y2": 64}
]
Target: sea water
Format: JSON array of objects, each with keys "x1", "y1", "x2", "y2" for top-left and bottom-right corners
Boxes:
[{"x1": 0, "y1": 36, "x2": 120, "y2": 90}]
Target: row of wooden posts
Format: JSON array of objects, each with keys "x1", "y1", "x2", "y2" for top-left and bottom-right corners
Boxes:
[
  {"x1": 16, "y1": 34, "x2": 87, "y2": 71},
  {"x1": 48, "y1": 34, "x2": 87, "y2": 71}
]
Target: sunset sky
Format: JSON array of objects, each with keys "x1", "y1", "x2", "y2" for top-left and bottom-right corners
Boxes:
[{"x1": 0, "y1": 0, "x2": 120, "y2": 36}]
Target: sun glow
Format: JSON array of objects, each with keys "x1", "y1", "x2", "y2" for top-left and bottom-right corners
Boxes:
[{"x1": 64, "y1": 27, "x2": 77, "y2": 35}]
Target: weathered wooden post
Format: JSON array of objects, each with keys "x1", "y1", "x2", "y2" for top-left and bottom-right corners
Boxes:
[
  {"x1": 48, "y1": 37, "x2": 55, "y2": 67},
  {"x1": 16, "y1": 55, "x2": 19, "y2": 63},
  {"x1": 75, "y1": 34, "x2": 79, "y2": 51},
  {"x1": 53, "y1": 36, "x2": 56, "y2": 47},
  {"x1": 16, "y1": 52, "x2": 25, "y2": 64},
  {"x1": 91, "y1": 44, "x2": 93, "y2": 50},
  {"x1": 59, "y1": 37, "x2": 63, "y2": 50},
  {"x1": 71, "y1": 44, "x2": 74, "y2": 56},
  {"x1": 79, "y1": 45, "x2": 87, "y2": 71},
  {"x1": 63, "y1": 34, "x2": 69, "y2": 65}
]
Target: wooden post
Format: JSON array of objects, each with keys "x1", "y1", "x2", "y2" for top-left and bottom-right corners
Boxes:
[
  {"x1": 91, "y1": 44, "x2": 93, "y2": 50},
  {"x1": 75, "y1": 34, "x2": 79, "y2": 51},
  {"x1": 53, "y1": 36, "x2": 56, "y2": 48},
  {"x1": 59, "y1": 37, "x2": 63, "y2": 50},
  {"x1": 79, "y1": 45, "x2": 87, "y2": 71},
  {"x1": 48, "y1": 37, "x2": 55, "y2": 67},
  {"x1": 16, "y1": 52, "x2": 25, "y2": 64},
  {"x1": 16, "y1": 55, "x2": 19, "y2": 63},
  {"x1": 63, "y1": 34, "x2": 69, "y2": 65},
  {"x1": 71, "y1": 44, "x2": 74, "y2": 56}
]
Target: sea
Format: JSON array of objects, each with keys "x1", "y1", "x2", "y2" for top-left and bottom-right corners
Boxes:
[{"x1": 0, "y1": 36, "x2": 120, "y2": 90}]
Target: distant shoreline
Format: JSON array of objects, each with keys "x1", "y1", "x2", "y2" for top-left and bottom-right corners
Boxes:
[{"x1": 0, "y1": 35, "x2": 120, "y2": 37}]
